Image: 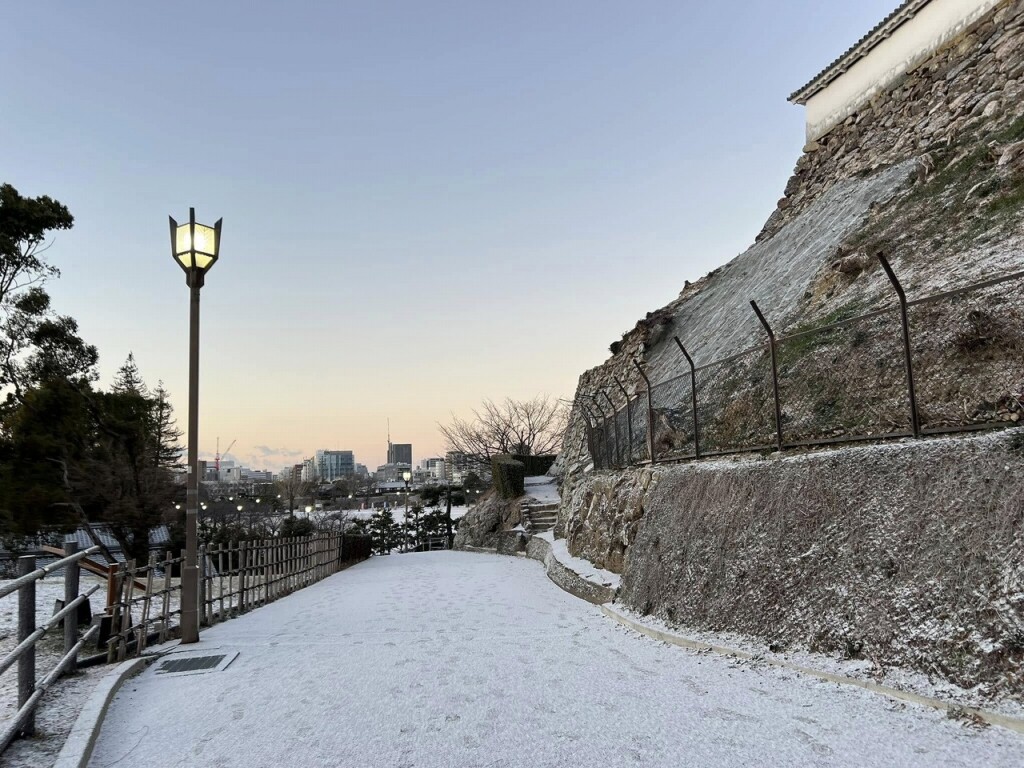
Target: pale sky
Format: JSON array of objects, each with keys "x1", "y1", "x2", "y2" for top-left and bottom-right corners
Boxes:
[{"x1": 1, "y1": 1, "x2": 900, "y2": 472}]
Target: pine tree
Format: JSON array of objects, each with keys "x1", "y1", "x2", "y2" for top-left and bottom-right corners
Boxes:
[
  {"x1": 367, "y1": 507, "x2": 400, "y2": 555},
  {"x1": 151, "y1": 381, "x2": 183, "y2": 469},
  {"x1": 111, "y1": 353, "x2": 148, "y2": 396}
]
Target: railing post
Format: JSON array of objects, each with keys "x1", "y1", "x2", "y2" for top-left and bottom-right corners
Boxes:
[
  {"x1": 238, "y1": 541, "x2": 248, "y2": 614},
  {"x1": 600, "y1": 390, "x2": 621, "y2": 468},
  {"x1": 673, "y1": 337, "x2": 701, "y2": 459},
  {"x1": 17, "y1": 555, "x2": 36, "y2": 737},
  {"x1": 750, "y1": 300, "x2": 784, "y2": 451},
  {"x1": 632, "y1": 359, "x2": 657, "y2": 465},
  {"x1": 613, "y1": 376, "x2": 634, "y2": 465},
  {"x1": 198, "y1": 544, "x2": 208, "y2": 626},
  {"x1": 64, "y1": 542, "x2": 79, "y2": 673},
  {"x1": 878, "y1": 254, "x2": 921, "y2": 437}
]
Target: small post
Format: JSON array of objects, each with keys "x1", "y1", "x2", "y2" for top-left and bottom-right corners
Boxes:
[
  {"x1": 879, "y1": 254, "x2": 921, "y2": 437},
  {"x1": 198, "y1": 544, "x2": 207, "y2": 626},
  {"x1": 750, "y1": 300, "x2": 784, "y2": 451},
  {"x1": 63, "y1": 542, "x2": 80, "y2": 673},
  {"x1": 238, "y1": 541, "x2": 248, "y2": 614},
  {"x1": 673, "y1": 337, "x2": 701, "y2": 458},
  {"x1": 600, "y1": 390, "x2": 621, "y2": 467},
  {"x1": 17, "y1": 556, "x2": 36, "y2": 737},
  {"x1": 613, "y1": 376, "x2": 634, "y2": 464},
  {"x1": 632, "y1": 359, "x2": 657, "y2": 464}
]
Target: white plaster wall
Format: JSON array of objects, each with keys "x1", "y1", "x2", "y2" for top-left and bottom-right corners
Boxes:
[{"x1": 805, "y1": 0, "x2": 1003, "y2": 140}]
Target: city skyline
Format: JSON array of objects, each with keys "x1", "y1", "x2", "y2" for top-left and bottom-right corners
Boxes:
[{"x1": 1, "y1": 1, "x2": 901, "y2": 473}]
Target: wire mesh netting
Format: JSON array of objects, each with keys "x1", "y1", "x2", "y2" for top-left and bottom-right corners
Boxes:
[
  {"x1": 650, "y1": 374, "x2": 696, "y2": 461},
  {"x1": 612, "y1": 403, "x2": 635, "y2": 466},
  {"x1": 909, "y1": 276, "x2": 1024, "y2": 431},
  {"x1": 582, "y1": 269, "x2": 1023, "y2": 469},
  {"x1": 695, "y1": 347, "x2": 775, "y2": 455},
  {"x1": 776, "y1": 308, "x2": 913, "y2": 444},
  {"x1": 630, "y1": 395, "x2": 651, "y2": 464}
]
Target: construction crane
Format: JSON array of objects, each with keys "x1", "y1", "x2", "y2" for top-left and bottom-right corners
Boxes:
[{"x1": 215, "y1": 437, "x2": 236, "y2": 471}]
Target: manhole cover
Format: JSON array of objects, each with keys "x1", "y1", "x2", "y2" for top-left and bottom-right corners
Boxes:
[{"x1": 153, "y1": 650, "x2": 238, "y2": 677}]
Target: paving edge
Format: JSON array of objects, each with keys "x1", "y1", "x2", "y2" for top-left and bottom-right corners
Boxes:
[
  {"x1": 52, "y1": 657, "x2": 152, "y2": 768},
  {"x1": 601, "y1": 604, "x2": 1024, "y2": 735}
]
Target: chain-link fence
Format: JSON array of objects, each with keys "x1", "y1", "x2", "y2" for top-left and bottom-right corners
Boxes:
[{"x1": 581, "y1": 260, "x2": 1024, "y2": 470}]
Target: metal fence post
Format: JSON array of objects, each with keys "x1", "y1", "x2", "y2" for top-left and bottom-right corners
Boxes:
[
  {"x1": 632, "y1": 360, "x2": 657, "y2": 464},
  {"x1": 613, "y1": 376, "x2": 634, "y2": 464},
  {"x1": 673, "y1": 337, "x2": 701, "y2": 459},
  {"x1": 600, "y1": 390, "x2": 621, "y2": 468},
  {"x1": 878, "y1": 254, "x2": 921, "y2": 437},
  {"x1": 17, "y1": 556, "x2": 36, "y2": 737},
  {"x1": 198, "y1": 544, "x2": 207, "y2": 625},
  {"x1": 750, "y1": 300, "x2": 784, "y2": 451},
  {"x1": 587, "y1": 394, "x2": 613, "y2": 469},
  {"x1": 63, "y1": 542, "x2": 79, "y2": 673},
  {"x1": 577, "y1": 401, "x2": 600, "y2": 468}
]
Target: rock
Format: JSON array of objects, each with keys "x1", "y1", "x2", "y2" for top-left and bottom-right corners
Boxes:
[
  {"x1": 831, "y1": 251, "x2": 873, "y2": 275},
  {"x1": 997, "y1": 139, "x2": 1024, "y2": 166},
  {"x1": 982, "y1": 99, "x2": 1001, "y2": 118}
]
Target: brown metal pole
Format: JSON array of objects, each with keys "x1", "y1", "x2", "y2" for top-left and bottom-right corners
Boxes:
[
  {"x1": 632, "y1": 360, "x2": 657, "y2": 464},
  {"x1": 673, "y1": 337, "x2": 701, "y2": 459},
  {"x1": 181, "y1": 279, "x2": 202, "y2": 644},
  {"x1": 750, "y1": 301, "x2": 784, "y2": 451},
  {"x1": 878, "y1": 254, "x2": 921, "y2": 437}
]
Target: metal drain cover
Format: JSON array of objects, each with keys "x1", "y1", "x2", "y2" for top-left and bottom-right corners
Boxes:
[{"x1": 154, "y1": 650, "x2": 238, "y2": 677}]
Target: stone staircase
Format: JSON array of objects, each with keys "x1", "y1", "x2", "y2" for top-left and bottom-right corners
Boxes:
[{"x1": 521, "y1": 502, "x2": 558, "y2": 534}]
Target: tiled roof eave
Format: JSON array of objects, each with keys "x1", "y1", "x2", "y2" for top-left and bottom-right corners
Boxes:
[{"x1": 789, "y1": 0, "x2": 932, "y2": 104}]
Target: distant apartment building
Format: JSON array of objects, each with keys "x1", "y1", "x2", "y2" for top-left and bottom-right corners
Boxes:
[
  {"x1": 300, "y1": 458, "x2": 317, "y2": 482},
  {"x1": 387, "y1": 442, "x2": 412, "y2": 467},
  {"x1": 445, "y1": 451, "x2": 471, "y2": 483},
  {"x1": 354, "y1": 463, "x2": 369, "y2": 477},
  {"x1": 420, "y1": 457, "x2": 446, "y2": 481},
  {"x1": 375, "y1": 462, "x2": 413, "y2": 484},
  {"x1": 315, "y1": 449, "x2": 355, "y2": 481}
]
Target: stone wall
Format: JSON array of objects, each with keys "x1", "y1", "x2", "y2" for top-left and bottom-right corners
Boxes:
[
  {"x1": 762, "y1": 0, "x2": 1024, "y2": 241},
  {"x1": 566, "y1": 429, "x2": 1024, "y2": 695}
]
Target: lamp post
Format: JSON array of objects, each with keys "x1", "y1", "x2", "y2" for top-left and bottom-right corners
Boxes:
[
  {"x1": 402, "y1": 471, "x2": 412, "y2": 552},
  {"x1": 169, "y1": 207, "x2": 221, "y2": 645}
]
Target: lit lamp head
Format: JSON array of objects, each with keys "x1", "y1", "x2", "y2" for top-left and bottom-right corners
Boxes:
[
  {"x1": 402, "y1": 471, "x2": 411, "y2": 483},
  {"x1": 169, "y1": 207, "x2": 221, "y2": 288}
]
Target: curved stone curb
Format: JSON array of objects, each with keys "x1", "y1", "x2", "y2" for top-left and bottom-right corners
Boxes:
[
  {"x1": 52, "y1": 657, "x2": 151, "y2": 768},
  {"x1": 602, "y1": 604, "x2": 1024, "y2": 735},
  {"x1": 526, "y1": 535, "x2": 616, "y2": 605}
]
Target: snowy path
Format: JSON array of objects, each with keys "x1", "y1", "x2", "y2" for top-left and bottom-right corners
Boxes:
[{"x1": 88, "y1": 552, "x2": 1024, "y2": 767}]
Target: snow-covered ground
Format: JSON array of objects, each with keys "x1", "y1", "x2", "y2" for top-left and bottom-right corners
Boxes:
[
  {"x1": 523, "y1": 475, "x2": 560, "y2": 505},
  {"x1": 536, "y1": 530, "x2": 620, "y2": 589},
  {"x1": 89, "y1": 552, "x2": 1024, "y2": 767}
]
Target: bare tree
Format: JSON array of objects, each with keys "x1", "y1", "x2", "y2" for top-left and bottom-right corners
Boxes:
[{"x1": 438, "y1": 395, "x2": 568, "y2": 466}]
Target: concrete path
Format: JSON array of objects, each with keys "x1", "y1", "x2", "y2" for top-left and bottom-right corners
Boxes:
[{"x1": 88, "y1": 552, "x2": 1024, "y2": 767}]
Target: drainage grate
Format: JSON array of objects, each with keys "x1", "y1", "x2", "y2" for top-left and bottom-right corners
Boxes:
[{"x1": 156, "y1": 654, "x2": 226, "y2": 674}]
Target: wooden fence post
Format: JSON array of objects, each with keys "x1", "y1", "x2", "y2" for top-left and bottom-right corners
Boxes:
[
  {"x1": 63, "y1": 542, "x2": 80, "y2": 673},
  {"x1": 17, "y1": 556, "x2": 36, "y2": 737},
  {"x1": 238, "y1": 541, "x2": 248, "y2": 614}
]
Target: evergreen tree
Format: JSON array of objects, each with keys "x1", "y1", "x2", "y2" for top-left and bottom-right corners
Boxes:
[
  {"x1": 367, "y1": 507, "x2": 400, "y2": 555},
  {"x1": 151, "y1": 381, "x2": 183, "y2": 469},
  {"x1": 111, "y1": 352, "x2": 148, "y2": 396}
]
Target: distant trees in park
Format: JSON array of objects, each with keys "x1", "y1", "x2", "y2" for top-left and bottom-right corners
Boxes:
[{"x1": 438, "y1": 395, "x2": 568, "y2": 468}]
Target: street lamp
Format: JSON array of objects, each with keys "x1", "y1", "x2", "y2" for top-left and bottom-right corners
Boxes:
[
  {"x1": 402, "y1": 471, "x2": 412, "y2": 552},
  {"x1": 169, "y1": 206, "x2": 221, "y2": 645}
]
